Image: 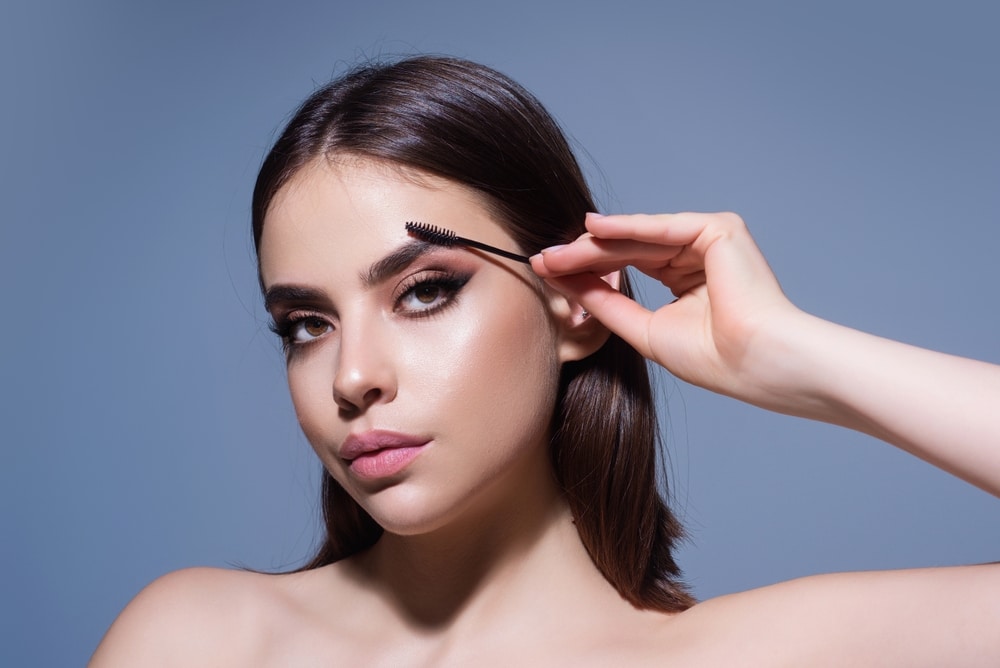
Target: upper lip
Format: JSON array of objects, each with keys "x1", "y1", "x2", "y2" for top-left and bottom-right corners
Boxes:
[{"x1": 340, "y1": 430, "x2": 429, "y2": 461}]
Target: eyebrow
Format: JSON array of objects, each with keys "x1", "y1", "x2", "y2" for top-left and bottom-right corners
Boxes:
[
  {"x1": 360, "y1": 239, "x2": 439, "y2": 287},
  {"x1": 263, "y1": 284, "x2": 328, "y2": 313},
  {"x1": 263, "y1": 240, "x2": 443, "y2": 312}
]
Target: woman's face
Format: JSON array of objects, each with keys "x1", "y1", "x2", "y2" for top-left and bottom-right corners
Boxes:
[{"x1": 259, "y1": 158, "x2": 569, "y2": 535}]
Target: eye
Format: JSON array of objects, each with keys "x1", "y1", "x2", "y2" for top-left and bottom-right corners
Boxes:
[
  {"x1": 402, "y1": 283, "x2": 445, "y2": 309},
  {"x1": 270, "y1": 313, "x2": 332, "y2": 348},
  {"x1": 395, "y1": 273, "x2": 470, "y2": 315},
  {"x1": 291, "y1": 317, "x2": 331, "y2": 342}
]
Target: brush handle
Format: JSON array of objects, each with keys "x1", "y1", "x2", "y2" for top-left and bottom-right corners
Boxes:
[{"x1": 453, "y1": 236, "x2": 530, "y2": 263}]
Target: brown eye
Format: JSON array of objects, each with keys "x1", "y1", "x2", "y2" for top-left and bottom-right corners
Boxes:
[
  {"x1": 289, "y1": 316, "x2": 330, "y2": 343},
  {"x1": 396, "y1": 274, "x2": 470, "y2": 315},
  {"x1": 414, "y1": 285, "x2": 441, "y2": 304},
  {"x1": 303, "y1": 318, "x2": 328, "y2": 337}
]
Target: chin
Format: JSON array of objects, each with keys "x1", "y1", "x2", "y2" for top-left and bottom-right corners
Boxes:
[{"x1": 356, "y1": 485, "x2": 468, "y2": 537}]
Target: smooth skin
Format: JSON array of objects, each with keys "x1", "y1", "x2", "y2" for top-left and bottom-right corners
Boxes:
[{"x1": 91, "y1": 166, "x2": 1000, "y2": 666}]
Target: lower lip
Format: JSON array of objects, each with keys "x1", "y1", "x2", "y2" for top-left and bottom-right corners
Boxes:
[{"x1": 348, "y1": 445, "x2": 426, "y2": 480}]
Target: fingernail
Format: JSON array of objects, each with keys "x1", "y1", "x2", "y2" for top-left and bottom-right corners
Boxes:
[
  {"x1": 539, "y1": 244, "x2": 568, "y2": 254},
  {"x1": 587, "y1": 211, "x2": 605, "y2": 218}
]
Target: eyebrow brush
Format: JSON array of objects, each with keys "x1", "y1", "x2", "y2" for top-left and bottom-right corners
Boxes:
[{"x1": 405, "y1": 221, "x2": 531, "y2": 264}]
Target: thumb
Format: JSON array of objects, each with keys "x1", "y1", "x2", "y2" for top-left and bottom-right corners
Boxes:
[{"x1": 543, "y1": 272, "x2": 655, "y2": 359}]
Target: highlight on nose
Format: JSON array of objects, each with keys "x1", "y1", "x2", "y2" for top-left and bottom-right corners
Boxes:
[{"x1": 332, "y1": 352, "x2": 394, "y2": 413}]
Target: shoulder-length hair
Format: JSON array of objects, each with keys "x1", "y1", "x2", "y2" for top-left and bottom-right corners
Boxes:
[{"x1": 252, "y1": 56, "x2": 693, "y2": 612}]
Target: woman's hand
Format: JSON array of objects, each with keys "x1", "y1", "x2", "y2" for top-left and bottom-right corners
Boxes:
[
  {"x1": 533, "y1": 211, "x2": 1000, "y2": 496},
  {"x1": 531, "y1": 212, "x2": 804, "y2": 407}
]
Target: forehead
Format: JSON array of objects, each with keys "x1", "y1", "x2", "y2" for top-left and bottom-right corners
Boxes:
[{"x1": 258, "y1": 158, "x2": 509, "y2": 287}]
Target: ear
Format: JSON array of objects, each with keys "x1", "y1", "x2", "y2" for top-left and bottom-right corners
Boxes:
[{"x1": 547, "y1": 270, "x2": 621, "y2": 363}]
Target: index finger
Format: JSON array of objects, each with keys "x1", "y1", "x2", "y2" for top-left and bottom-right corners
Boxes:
[
  {"x1": 531, "y1": 235, "x2": 681, "y2": 277},
  {"x1": 585, "y1": 212, "x2": 713, "y2": 246}
]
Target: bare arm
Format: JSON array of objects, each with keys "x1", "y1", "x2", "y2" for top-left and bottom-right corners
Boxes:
[
  {"x1": 676, "y1": 564, "x2": 1000, "y2": 667},
  {"x1": 763, "y1": 312, "x2": 1000, "y2": 494},
  {"x1": 533, "y1": 211, "x2": 1000, "y2": 663},
  {"x1": 532, "y1": 212, "x2": 1000, "y2": 496}
]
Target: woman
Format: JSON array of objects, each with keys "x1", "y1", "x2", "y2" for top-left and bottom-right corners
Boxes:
[{"x1": 91, "y1": 56, "x2": 1000, "y2": 665}]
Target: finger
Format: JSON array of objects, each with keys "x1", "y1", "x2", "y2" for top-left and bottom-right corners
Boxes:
[
  {"x1": 531, "y1": 236, "x2": 684, "y2": 277},
  {"x1": 542, "y1": 272, "x2": 657, "y2": 359},
  {"x1": 584, "y1": 212, "x2": 722, "y2": 246}
]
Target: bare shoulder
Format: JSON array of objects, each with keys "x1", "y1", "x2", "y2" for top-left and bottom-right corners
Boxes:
[
  {"x1": 89, "y1": 567, "x2": 317, "y2": 667},
  {"x1": 659, "y1": 564, "x2": 1000, "y2": 666}
]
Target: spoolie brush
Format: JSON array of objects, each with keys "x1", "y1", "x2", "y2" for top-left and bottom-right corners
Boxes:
[{"x1": 405, "y1": 221, "x2": 530, "y2": 264}]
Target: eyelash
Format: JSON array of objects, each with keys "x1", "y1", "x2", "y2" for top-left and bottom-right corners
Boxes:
[
  {"x1": 394, "y1": 271, "x2": 470, "y2": 318},
  {"x1": 268, "y1": 271, "x2": 471, "y2": 351}
]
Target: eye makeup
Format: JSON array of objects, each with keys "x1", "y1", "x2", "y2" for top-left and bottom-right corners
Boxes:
[
  {"x1": 269, "y1": 311, "x2": 330, "y2": 350},
  {"x1": 265, "y1": 230, "x2": 491, "y2": 354},
  {"x1": 393, "y1": 269, "x2": 472, "y2": 317},
  {"x1": 268, "y1": 268, "x2": 473, "y2": 352}
]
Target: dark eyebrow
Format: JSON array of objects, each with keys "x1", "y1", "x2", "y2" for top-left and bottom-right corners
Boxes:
[
  {"x1": 360, "y1": 239, "x2": 439, "y2": 287},
  {"x1": 263, "y1": 284, "x2": 328, "y2": 313}
]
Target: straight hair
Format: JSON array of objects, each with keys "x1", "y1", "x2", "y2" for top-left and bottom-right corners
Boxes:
[{"x1": 252, "y1": 56, "x2": 694, "y2": 612}]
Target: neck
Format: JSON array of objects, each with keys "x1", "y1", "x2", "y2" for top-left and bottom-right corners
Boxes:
[{"x1": 345, "y1": 454, "x2": 609, "y2": 631}]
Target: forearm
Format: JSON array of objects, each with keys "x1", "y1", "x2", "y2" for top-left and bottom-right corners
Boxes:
[
  {"x1": 533, "y1": 211, "x2": 1000, "y2": 495},
  {"x1": 756, "y1": 311, "x2": 1000, "y2": 496}
]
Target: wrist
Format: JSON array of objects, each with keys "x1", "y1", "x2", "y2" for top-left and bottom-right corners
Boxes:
[{"x1": 739, "y1": 309, "x2": 846, "y2": 421}]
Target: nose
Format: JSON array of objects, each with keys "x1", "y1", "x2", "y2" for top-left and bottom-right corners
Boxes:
[{"x1": 332, "y1": 320, "x2": 397, "y2": 414}]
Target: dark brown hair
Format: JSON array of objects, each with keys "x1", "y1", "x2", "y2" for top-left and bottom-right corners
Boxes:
[{"x1": 252, "y1": 56, "x2": 694, "y2": 612}]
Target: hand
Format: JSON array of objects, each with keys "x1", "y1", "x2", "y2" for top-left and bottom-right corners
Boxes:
[
  {"x1": 531, "y1": 212, "x2": 803, "y2": 404},
  {"x1": 535, "y1": 212, "x2": 1000, "y2": 496}
]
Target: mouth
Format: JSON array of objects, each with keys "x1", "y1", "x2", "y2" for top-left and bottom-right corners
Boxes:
[{"x1": 340, "y1": 430, "x2": 430, "y2": 480}]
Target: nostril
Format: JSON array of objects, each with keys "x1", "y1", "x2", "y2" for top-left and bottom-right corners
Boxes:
[
  {"x1": 337, "y1": 403, "x2": 360, "y2": 419},
  {"x1": 332, "y1": 387, "x2": 382, "y2": 416},
  {"x1": 333, "y1": 393, "x2": 360, "y2": 414}
]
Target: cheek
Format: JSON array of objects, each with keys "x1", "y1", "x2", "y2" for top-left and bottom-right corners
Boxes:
[
  {"x1": 283, "y1": 288, "x2": 563, "y2": 456},
  {"x1": 405, "y1": 297, "x2": 562, "y2": 439},
  {"x1": 285, "y1": 351, "x2": 338, "y2": 447}
]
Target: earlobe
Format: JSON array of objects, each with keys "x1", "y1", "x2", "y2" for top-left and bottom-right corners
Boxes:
[{"x1": 554, "y1": 269, "x2": 620, "y2": 363}]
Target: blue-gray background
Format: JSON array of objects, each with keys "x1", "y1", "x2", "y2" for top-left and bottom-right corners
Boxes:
[{"x1": 2, "y1": 1, "x2": 997, "y2": 664}]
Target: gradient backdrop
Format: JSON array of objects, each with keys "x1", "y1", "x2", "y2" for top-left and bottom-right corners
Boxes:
[{"x1": 2, "y1": 1, "x2": 998, "y2": 664}]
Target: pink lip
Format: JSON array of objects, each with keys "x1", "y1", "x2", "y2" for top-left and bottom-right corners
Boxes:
[{"x1": 340, "y1": 430, "x2": 429, "y2": 480}]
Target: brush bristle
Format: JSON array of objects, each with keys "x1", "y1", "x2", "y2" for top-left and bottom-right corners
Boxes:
[{"x1": 405, "y1": 221, "x2": 458, "y2": 246}]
